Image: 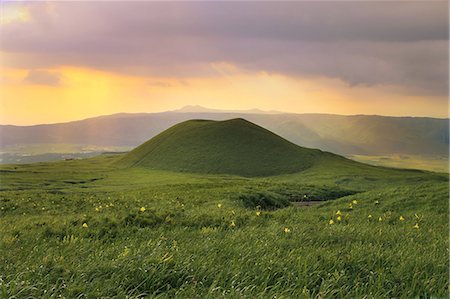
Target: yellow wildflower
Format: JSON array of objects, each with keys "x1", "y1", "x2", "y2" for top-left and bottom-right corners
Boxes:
[
  {"x1": 256, "y1": 211, "x2": 261, "y2": 216},
  {"x1": 329, "y1": 219, "x2": 334, "y2": 225},
  {"x1": 140, "y1": 207, "x2": 146, "y2": 212},
  {"x1": 284, "y1": 227, "x2": 291, "y2": 233},
  {"x1": 161, "y1": 253, "x2": 172, "y2": 262},
  {"x1": 348, "y1": 203, "x2": 353, "y2": 209},
  {"x1": 378, "y1": 217, "x2": 383, "y2": 222},
  {"x1": 413, "y1": 223, "x2": 419, "y2": 229},
  {"x1": 230, "y1": 220, "x2": 236, "y2": 227},
  {"x1": 95, "y1": 207, "x2": 100, "y2": 212},
  {"x1": 217, "y1": 203, "x2": 222, "y2": 208},
  {"x1": 336, "y1": 210, "x2": 342, "y2": 216},
  {"x1": 82, "y1": 223, "x2": 88, "y2": 228},
  {"x1": 337, "y1": 215, "x2": 342, "y2": 221},
  {"x1": 368, "y1": 214, "x2": 372, "y2": 219},
  {"x1": 352, "y1": 200, "x2": 358, "y2": 204},
  {"x1": 399, "y1": 216, "x2": 405, "y2": 221}
]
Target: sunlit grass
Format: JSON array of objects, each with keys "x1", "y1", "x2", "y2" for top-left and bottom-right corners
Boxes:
[{"x1": 0, "y1": 156, "x2": 448, "y2": 297}]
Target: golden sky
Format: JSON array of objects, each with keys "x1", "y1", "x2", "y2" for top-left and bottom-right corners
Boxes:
[
  {"x1": 1, "y1": 65, "x2": 447, "y2": 125},
  {"x1": 0, "y1": 2, "x2": 448, "y2": 125}
]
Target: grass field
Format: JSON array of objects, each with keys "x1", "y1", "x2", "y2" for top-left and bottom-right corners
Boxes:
[
  {"x1": 0, "y1": 144, "x2": 132, "y2": 164},
  {"x1": 349, "y1": 154, "x2": 449, "y2": 173},
  {"x1": 0, "y1": 154, "x2": 448, "y2": 298}
]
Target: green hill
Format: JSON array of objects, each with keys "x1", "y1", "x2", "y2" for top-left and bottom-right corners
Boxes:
[{"x1": 117, "y1": 118, "x2": 345, "y2": 176}]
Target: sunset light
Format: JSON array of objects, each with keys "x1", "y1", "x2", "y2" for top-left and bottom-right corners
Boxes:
[{"x1": 0, "y1": 1, "x2": 448, "y2": 297}]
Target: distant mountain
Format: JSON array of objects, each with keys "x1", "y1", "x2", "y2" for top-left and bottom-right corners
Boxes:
[
  {"x1": 0, "y1": 108, "x2": 448, "y2": 157},
  {"x1": 117, "y1": 118, "x2": 345, "y2": 176},
  {"x1": 172, "y1": 105, "x2": 282, "y2": 114}
]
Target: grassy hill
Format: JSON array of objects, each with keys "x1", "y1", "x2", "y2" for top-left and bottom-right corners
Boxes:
[{"x1": 117, "y1": 118, "x2": 346, "y2": 176}]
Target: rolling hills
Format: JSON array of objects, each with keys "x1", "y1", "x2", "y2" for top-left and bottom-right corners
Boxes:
[
  {"x1": 117, "y1": 118, "x2": 347, "y2": 176},
  {"x1": 1, "y1": 107, "x2": 448, "y2": 157}
]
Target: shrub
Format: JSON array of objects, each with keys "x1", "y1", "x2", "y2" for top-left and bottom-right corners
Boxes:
[{"x1": 239, "y1": 191, "x2": 291, "y2": 210}]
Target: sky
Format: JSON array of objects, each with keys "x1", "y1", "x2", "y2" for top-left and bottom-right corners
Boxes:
[{"x1": 0, "y1": 1, "x2": 448, "y2": 125}]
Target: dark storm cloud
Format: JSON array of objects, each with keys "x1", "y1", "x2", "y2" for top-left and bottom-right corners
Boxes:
[
  {"x1": 23, "y1": 70, "x2": 61, "y2": 86},
  {"x1": 1, "y1": 1, "x2": 448, "y2": 94}
]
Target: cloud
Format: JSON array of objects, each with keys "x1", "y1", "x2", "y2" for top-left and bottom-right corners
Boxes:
[
  {"x1": 23, "y1": 70, "x2": 61, "y2": 86},
  {"x1": 1, "y1": 1, "x2": 448, "y2": 94}
]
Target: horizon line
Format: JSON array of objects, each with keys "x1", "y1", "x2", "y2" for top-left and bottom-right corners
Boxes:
[{"x1": 1, "y1": 106, "x2": 449, "y2": 127}]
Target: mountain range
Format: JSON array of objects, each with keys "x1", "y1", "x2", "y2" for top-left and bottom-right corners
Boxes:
[{"x1": 1, "y1": 106, "x2": 448, "y2": 157}]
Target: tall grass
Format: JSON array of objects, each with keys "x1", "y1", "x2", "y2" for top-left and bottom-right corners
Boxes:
[{"x1": 0, "y1": 157, "x2": 448, "y2": 297}]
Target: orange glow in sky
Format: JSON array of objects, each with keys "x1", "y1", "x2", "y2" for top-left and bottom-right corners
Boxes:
[{"x1": 1, "y1": 65, "x2": 447, "y2": 125}]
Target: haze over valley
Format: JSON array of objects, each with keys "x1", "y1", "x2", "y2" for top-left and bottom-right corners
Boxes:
[{"x1": 1, "y1": 106, "x2": 448, "y2": 171}]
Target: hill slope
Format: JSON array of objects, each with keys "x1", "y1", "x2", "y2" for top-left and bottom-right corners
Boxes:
[{"x1": 117, "y1": 118, "x2": 343, "y2": 176}]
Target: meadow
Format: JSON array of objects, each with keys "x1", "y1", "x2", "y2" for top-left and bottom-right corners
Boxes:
[
  {"x1": 0, "y1": 154, "x2": 448, "y2": 298},
  {"x1": 349, "y1": 154, "x2": 449, "y2": 173}
]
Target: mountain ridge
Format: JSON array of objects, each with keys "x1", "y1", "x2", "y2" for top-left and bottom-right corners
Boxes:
[
  {"x1": 1, "y1": 108, "x2": 448, "y2": 157},
  {"x1": 3, "y1": 106, "x2": 448, "y2": 127}
]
